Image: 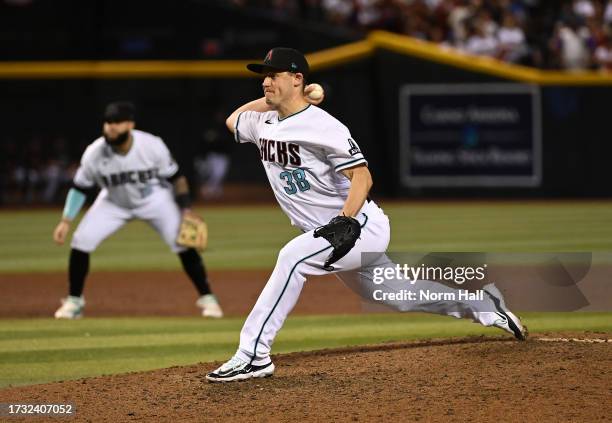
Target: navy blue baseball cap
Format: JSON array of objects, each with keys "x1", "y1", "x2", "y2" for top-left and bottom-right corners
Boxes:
[
  {"x1": 247, "y1": 47, "x2": 309, "y2": 77},
  {"x1": 104, "y1": 101, "x2": 135, "y2": 123}
]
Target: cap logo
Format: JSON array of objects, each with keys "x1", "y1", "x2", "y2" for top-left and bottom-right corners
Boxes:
[
  {"x1": 265, "y1": 50, "x2": 273, "y2": 63},
  {"x1": 291, "y1": 62, "x2": 297, "y2": 70}
]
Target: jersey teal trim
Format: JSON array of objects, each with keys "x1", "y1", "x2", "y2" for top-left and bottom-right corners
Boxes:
[
  {"x1": 334, "y1": 157, "x2": 366, "y2": 171},
  {"x1": 250, "y1": 244, "x2": 332, "y2": 364},
  {"x1": 62, "y1": 188, "x2": 87, "y2": 220},
  {"x1": 277, "y1": 104, "x2": 311, "y2": 122},
  {"x1": 234, "y1": 111, "x2": 243, "y2": 143}
]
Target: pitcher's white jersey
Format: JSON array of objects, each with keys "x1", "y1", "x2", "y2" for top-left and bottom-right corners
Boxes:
[
  {"x1": 74, "y1": 129, "x2": 178, "y2": 209},
  {"x1": 232, "y1": 105, "x2": 517, "y2": 370},
  {"x1": 235, "y1": 104, "x2": 366, "y2": 231}
]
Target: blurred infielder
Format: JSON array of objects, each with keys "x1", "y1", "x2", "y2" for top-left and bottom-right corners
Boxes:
[
  {"x1": 53, "y1": 101, "x2": 223, "y2": 319},
  {"x1": 206, "y1": 48, "x2": 526, "y2": 383}
]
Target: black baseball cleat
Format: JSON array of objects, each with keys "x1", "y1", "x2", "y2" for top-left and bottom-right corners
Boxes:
[
  {"x1": 206, "y1": 356, "x2": 275, "y2": 383},
  {"x1": 483, "y1": 283, "x2": 528, "y2": 341}
]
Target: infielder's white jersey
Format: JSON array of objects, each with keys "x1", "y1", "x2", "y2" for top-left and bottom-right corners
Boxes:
[
  {"x1": 235, "y1": 104, "x2": 366, "y2": 231},
  {"x1": 74, "y1": 129, "x2": 178, "y2": 209}
]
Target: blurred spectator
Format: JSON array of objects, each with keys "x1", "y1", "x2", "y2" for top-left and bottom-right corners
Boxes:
[
  {"x1": 355, "y1": 0, "x2": 383, "y2": 28},
  {"x1": 321, "y1": 0, "x2": 355, "y2": 25},
  {"x1": 225, "y1": 0, "x2": 612, "y2": 69},
  {"x1": 447, "y1": 0, "x2": 473, "y2": 45},
  {"x1": 476, "y1": 8, "x2": 499, "y2": 38},
  {"x1": 497, "y1": 11, "x2": 528, "y2": 63},
  {"x1": 14, "y1": 137, "x2": 43, "y2": 204},
  {"x1": 463, "y1": 19, "x2": 499, "y2": 57},
  {"x1": 605, "y1": 0, "x2": 612, "y2": 24},
  {"x1": 550, "y1": 19, "x2": 590, "y2": 70},
  {"x1": 41, "y1": 137, "x2": 75, "y2": 203},
  {"x1": 594, "y1": 34, "x2": 612, "y2": 70},
  {"x1": 193, "y1": 112, "x2": 232, "y2": 200},
  {"x1": 0, "y1": 134, "x2": 77, "y2": 205},
  {"x1": 573, "y1": 0, "x2": 596, "y2": 19}
]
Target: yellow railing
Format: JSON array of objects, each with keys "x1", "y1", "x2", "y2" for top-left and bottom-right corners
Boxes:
[
  {"x1": 1, "y1": 30, "x2": 611, "y2": 85},
  {"x1": 367, "y1": 31, "x2": 612, "y2": 86}
]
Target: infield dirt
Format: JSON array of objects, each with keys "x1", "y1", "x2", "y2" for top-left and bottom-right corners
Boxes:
[
  {"x1": 1, "y1": 272, "x2": 611, "y2": 422},
  {"x1": 0, "y1": 335, "x2": 610, "y2": 422},
  {"x1": 0, "y1": 271, "x2": 361, "y2": 317}
]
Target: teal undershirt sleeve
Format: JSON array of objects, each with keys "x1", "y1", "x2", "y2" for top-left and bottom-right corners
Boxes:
[{"x1": 62, "y1": 188, "x2": 87, "y2": 220}]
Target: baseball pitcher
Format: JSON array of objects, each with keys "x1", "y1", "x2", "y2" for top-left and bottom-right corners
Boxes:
[{"x1": 206, "y1": 48, "x2": 526, "y2": 382}]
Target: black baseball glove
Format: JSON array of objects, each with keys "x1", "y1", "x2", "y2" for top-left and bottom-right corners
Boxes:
[{"x1": 313, "y1": 215, "x2": 361, "y2": 271}]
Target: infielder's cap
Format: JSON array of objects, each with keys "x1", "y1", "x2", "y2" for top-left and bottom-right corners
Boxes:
[
  {"x1": 104, "y1": 101, "x2": 136, "y2": 123},
  {"x1": 247, "y1": 47, "x2": 309, "y2": 76}
]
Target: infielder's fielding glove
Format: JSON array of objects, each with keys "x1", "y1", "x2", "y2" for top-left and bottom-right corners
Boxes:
[
  {"x1": 314, "y1": 216, "x2": 361, "y2": 271},
  {"x1": 176, "y1": 214, "x2": 208, "y2": 251}
]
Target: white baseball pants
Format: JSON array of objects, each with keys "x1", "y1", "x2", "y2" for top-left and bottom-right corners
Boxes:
[
  {"x1": 71, "y1": 189, "x2": 185, "y2": 253},
  {"x1": 236, "y1": 201, "x2": 503, "y2": 365}
]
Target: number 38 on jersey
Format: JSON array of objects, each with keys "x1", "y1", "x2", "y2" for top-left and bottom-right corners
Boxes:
[
  {"x1": 258, "y1": 137, "x2": 310, "y2": 195},
  {"x1": 280, "y1": 168, "x2": 310, "y2": 194}
]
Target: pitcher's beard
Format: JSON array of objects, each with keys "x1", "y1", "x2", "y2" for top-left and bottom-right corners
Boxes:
[{"x1": 104, "y1": 130, "x2": 130, "y2": 146}]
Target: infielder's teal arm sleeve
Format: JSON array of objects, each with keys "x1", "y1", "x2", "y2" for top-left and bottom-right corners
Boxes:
[{"x1": 62, "y1": 188, "x2": 87, "y2": 220}]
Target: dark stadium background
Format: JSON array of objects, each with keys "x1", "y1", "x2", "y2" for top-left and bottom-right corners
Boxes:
[{"x1": 1, "y1": 0, "x2": 611, "y2": 203}]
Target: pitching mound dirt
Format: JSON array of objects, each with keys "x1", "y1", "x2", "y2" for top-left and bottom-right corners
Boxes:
[{"x1": 1, "y1": 335, "x2": 610, "y2": 422}]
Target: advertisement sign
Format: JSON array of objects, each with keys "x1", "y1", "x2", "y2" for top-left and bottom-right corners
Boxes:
[{"x1": 399, "y1": 84, "x2": 541, "y2": 187}]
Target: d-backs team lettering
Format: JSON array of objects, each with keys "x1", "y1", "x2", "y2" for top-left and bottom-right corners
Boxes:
[
  {"x1": 100, "y1": 168, "x2": 159, "y2": 187},
  {"x1": 259, "y1": 139, "x2": 301, "y2": 167}
]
